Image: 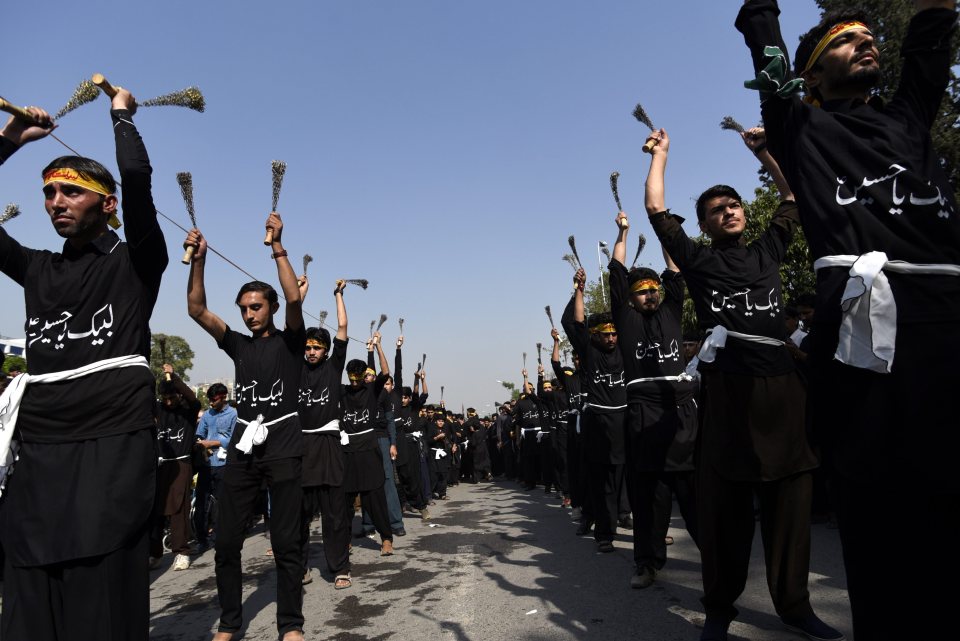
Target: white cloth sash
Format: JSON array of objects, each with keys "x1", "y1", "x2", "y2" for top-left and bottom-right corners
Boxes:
[
  {"x1": 236, "y1": 411, "x2": 297, "y2": 454},
  {"x1": 431, "y1": 446, "x2": 448, "y2": 460},
  {"x1": 407, "y1": 431, "x2": 423, "y2": 439},
  {"x1": 158, "y1": 454, "x2": 190, "y2": 464},
  {"x1": 0, "y1": 354, "x2": 149, "y2": 495},
  {"x1": 696, "y1": 325, "x2": 784, "y2": 363},
  {"x1": 626, "y1": 374, "x2": 692, "y2": 387},
  {"x1": 536, "y1": 430, "x2": 550, "y2": 443},
  {"x1": 302, "y1": 418, "x2": 340, "y2": 434},
  {"x1": 814, "y1": 252, "x2": 960, "y2": 373},
  {"x1": 340, "y1": 427, "x2": 374, "y2": 446}
]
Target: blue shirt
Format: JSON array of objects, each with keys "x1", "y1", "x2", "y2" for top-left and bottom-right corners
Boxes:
[{"x1": 196, "y1": 405, "x2": 237, "y2": 467}]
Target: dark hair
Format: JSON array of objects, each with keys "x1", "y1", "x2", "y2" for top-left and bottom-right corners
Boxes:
[
  {"x1": 306, "y1": 326, "x2": 331, "y2": 346},
  {"x1": 695, "y1": 185, "x2": 742, "y2": 223},
  {"x1": 235, "y1": 281, "x2": 278, "y2": 306},
  {"x1": 208, "y1": 382, "x2": 228, "y2": 398},
  {"x1": 795, "y1": 9, "x2": 873, "y2": 77},
  {"x1": 42, "y1": 156, "x2": 117, "y2": 195},
  {"x1": 628, "y1": 266, "x2": 661, "y2": 287},
  {"x1": 346, "y1": 359, "x2": 367, "y2": 379},
  {"x1": 785, "y1": 304, "x2": 800, "y2": 320},
  {"x1": 586, "y1": 311, "x2": 613, "y2": 328},
  {"x1": 158, "y1": 380, "x2": 178, "y2": 395},
  {"x1": 467, "y1": 407, "x2": 476, "y2": 414},
  {"x1": 401, "y1": 386, "x2": 413, "y2": 397},
  {"x1": 795, "y1": 292, "x2": 817, "y2": 309}
]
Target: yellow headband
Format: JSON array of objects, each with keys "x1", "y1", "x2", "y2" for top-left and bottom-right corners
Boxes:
[
  {"x1": 348, "y1": 372, "x2": 363, "y2": 382},
  {"x1": 364, "y1": 368, "x2": 376, "y2": 378},
  {"x1": 43, "y1": 168, "x2": 121, "y2": 230},
  {"x1": 589, "y1": 323, "x2": 617, "y2": 335},
  {"x1": 631, "y1": 279, "x2": 660, "y2": 293},
  {"x1": 802, "y1": 21, "x2": 870, "y2": 75},
  {"x1": 305, "y1": 339, "x2": 328, "y2": 350}
]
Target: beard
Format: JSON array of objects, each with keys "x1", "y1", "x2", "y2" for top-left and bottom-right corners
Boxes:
[{"x1": 842, "y1": 64, "x2": 881, "y2": 93}]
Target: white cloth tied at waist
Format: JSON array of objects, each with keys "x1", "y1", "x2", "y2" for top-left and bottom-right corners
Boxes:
[
  {"x1": 158, "y1": 454, "x2": 190, "y2": 464},
  {"x1": 340, "y1": 427, "x2": 374, "y2": 446},
  {"x1": 814, "y1": 252, "x2": 960, "y2": 374},
  {"x1": 0, "y1": 354, "x2": 150, "y2": 496},
  {"x1": 520, "y1": 427, "x2": 541, "y2": 436},
  {"x1": 626, "y1": 373, "x2": 693, "y2": 386},
  {"x1": 697, "y1": 325, "x2": 784, "y2": 363},
  {"x1": 236, "y1": 411, "x2": 297, "y2": 454},
  {"x1": 536, "y1": 430, "x2": 550, "y2": 443},
  {"x1": 302, "y1": 418, "x2": 340, "y2": 434},
  {"x1": 430, "y1": 446, "x2": 448, "y2": 460},
  {"x1": 406, "y1": 431, "x2": 423, "y2": 439}
]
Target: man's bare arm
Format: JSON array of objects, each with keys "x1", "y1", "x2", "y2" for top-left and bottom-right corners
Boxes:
[{"x1": 185, "y1": 229, "x2": 227, "y2": 342}]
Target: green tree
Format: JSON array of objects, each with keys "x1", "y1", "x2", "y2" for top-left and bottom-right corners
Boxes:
[
  {"x1": 499, "y1": 380, "x2": 520, "y2": 402},
  {"x1": 583, "y1": 271, "x2": 611, "y2": 317},
  {"x1": 814, "y1": 0, "x2": 960, "y2": 203},
  {"x1": 150, "y1": 334, "x2": 195, "y2": 382},
  {"x1": 2, "y1": 354, "x2": 26, "y2": 374}
]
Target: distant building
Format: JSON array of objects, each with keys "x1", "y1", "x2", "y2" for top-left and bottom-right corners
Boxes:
[
  {"x1": 0, "y1": 337, "x2": 26, "y2": 358},
  {"x1": 192, "y1": 377, "x2": 235, "y2": 400}
]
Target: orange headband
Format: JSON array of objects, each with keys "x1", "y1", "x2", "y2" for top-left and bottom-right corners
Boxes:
[
  {"x1": 589, "y1": 323, "x2": 617, "y2": 334},
  {"x1": 631, "y1": 279, "x2": 660, "y2": 293},
  {"x1": 305, "y1": 338, "x2": 328, "y2": 349}
]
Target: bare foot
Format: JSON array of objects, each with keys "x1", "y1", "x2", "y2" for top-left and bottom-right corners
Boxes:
[
  {"x1": 212, "y1": 633, "x2": 234, "y2": 641},
  {"x1": 282, "y1": 631, "x2": 305, "y2": 641}
]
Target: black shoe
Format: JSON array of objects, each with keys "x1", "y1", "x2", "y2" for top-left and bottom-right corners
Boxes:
[
  {"x1": 630, "y1": 565, "x2": 656, "y2": 589},
  {"x1": 575, "y1": 520, "x2": 594, "y2": 536},
  {"x1": 393, "y1": 528, "x2": 407, "y2": 537},
  {"x1": 700, "y1": 617, "x2": 729, "y2": 641},
  {"x1": 618, "y1": 515, "x2": 633, "y2": 529},
  {"x1": 781, "y1": 614, "x2": 845, "y2": 641},
  {"x1": 597, "y1": 540, "x2": 615, "y2": 553}
]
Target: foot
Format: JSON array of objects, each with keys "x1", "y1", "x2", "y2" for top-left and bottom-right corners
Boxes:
[
  {"x1": 562, "y1": 497, "x2": 572, "y2": 508},
  {"x1": 148, "y1": 556, "x2": 162, "y2": 571},
  {"x1": 334, "y1": 574, "x2": 352, "y2": 590},
  {"x1": 700, "y1": 617, "x2": 729, "y2": 641},
  {"x1": 212, "y1": 633, "x2": 234, "y2": 641},
  {"x1": 393, "y1": 528, "x2": 407, "y2": 537},
  {"x1": 781, "y1": 614, "x2": 845, "y2": 641},
  {"x1": 173, "y1": 553, "x2": 190, "y2": 571},
  {"x1": 302, "y1": 569, "x2": 313, "y2": 585},
  {"x1": 420, "y1": 507, "x2": 431, "y2": 520},
  {"x1": 381, "y1": 539, "x2": 394, "y2": 556},
  {"x1": 630, "y1": 565, "x2": 656, "y2": 589},
  {"x1": 575, "y1": 520, "x2": 593, "y2": 536},
  {"x1": 281, "y1": 631, "x2": 304, "y2": 641},
  {"x1": 597, "y1": 540, "x2": 615, "y2": 553},
  {"x1": 664, "y1": 535, "x2": 674, "y2": 545},
  {"x1": 618, "y1": 515, "x2": 633, "y2": 529}
]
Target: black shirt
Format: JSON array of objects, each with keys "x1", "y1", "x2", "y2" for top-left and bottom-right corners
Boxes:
[
  {"x1": 736, "y1": 1, "x2": 960, "y2": 343},
  {"x1": 0, "y1": 109, "x2": 167, "y2": 443},
  {"x1": 651, "y1": 204, "x2": 798, "y2": 376},
  {"x1": 340, "y1": 373, "x2": 388, "y2": 453},
  {"x1": 298, "y1": 337, "x2": 347, "y2": 429},
  {"x1": 560, "y1": 295, "x2": 627, "y2": 414},
  {"x1": 609, "y1": 259, "x2": 694, "y2": 402},
  {"x1": 551, "y1": 358, "x2": 583, "y2": 415},
  {"x1": 219, "y1": 325, "x2": 305, "y2": 462},
  {"x1": 156, "y1": 375, "x2": 201, "y2": 461}
]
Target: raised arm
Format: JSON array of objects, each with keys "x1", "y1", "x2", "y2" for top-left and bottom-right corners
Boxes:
[
  {"x1": 267, "y1": 212, "x2": 303, "y2": 332},
  {"x1": 373, "y1": 332, "x2": 390, "y2": 375},
  {"x1": 645, "y1": 129, "x2": 697, "y2": 267},
  {"x1": 334, "y1": 280, "x2": 348, "y2": 342},
  {"x1": 743, "y1": 127, "x2": 793, "y2": 201},
  {"x1": 185, "y1": 229, "x2": 227, "y2": 342},
  {"x1": 394, "y1": 335, "x2": 404, "y2": 389}
]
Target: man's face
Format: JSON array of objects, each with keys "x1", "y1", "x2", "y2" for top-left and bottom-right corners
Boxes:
[
  {"x1": 682, "y1": 341, "x2": 699, "y2": 361},
  {"x1": 209, "y1": 392, "x2": 228, "y2": 410},
  {"x1": 304, "y1": 343, "x2": 327, "y2": 365},
  {"x1": 43, "y1": 182, "x2": 114, "y2": 241},
  {"x1": 591, "y1": 331, "x2": 618, "y2": 352},
  {"x1": 364, "y1": 371, "x2": 376, "y2": 384},
  {"x1": 798, "y1": 305, "x2": 815, "y2": 324},
  {"x1": 631, "y1": 287, "x2": 660, "y2": 314},
  {"x1": 401, "y1": 394, "x2": 412, "y2": 407},
  {"x1": 806, "y1": 26, "x2": 880, "y2": 99},
  {"x1": 161, "y1": 393, "x2": 181, "y2": 410},
  {"x1": 700, "y1": 195, "x2": 745, "y2": 241},
  {"x1": 237, "y1": 291, "x2": 275, "y2": 335}
]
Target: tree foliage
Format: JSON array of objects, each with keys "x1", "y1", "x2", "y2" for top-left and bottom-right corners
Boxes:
[
  {"x1": 813, "y1": 0, "x2": 960, "y2": 203},
  {"x1": 150, "y1": 334, "x2": 195, "y2": 382},
  {"x1": 2, "y1": 354, "x2": 26, "y2": 374}
]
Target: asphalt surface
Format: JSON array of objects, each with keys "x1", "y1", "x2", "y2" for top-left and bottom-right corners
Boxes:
[{"x1": 147, "y1": 479, "x2": 851, "y2": 641}]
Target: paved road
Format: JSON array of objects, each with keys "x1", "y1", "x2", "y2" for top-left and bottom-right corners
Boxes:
[{"x1": 148, "y1": 480, "x2": 851, "y2": 641}]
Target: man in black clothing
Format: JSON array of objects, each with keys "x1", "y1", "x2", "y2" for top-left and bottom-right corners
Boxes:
[
  {"x1": 151, "y1": 365, "x2": 202, "y2": 571},
  {"x1": 551, "y1": 330, "x2": 582, "y2": 511},
  {"x1": 0, "y1": 90, "x2": 165, "y2": 641},
  {"x1": 185, "y1": 213, "x2": 305, "y2": 641},
  {"x1": 427, "y1": 409, "x2": 451, "y2": 499},
  {"x1": 535, "y1": 367, "x2": 559, "y2": 493},
  {"x1": 512, "y1": 373, "x2": 550, "y2": 491},
  {"x1": 561, "y1": 268, "x2": 628, "y2": 554},
  {"x1": 645, "y1": 127, "x2": 839, "y2": 641},
  {"x1": 297, "y1": 277, "x2": 351, "y2": 589},
  {"x1": 394, "y1": 382, "x2": 430, "y2": 516},
  {"x1": 466, "y1": 408, "x2": 492, "y2": 481},
  {"x1": 609, "y1": 213, "x2": 699, "y2": 590},
  {"x1": 736, "y1": 3, "x2": 959, "y2": 638}
]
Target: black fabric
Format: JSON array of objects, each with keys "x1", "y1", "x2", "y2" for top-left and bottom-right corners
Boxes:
[
  {"x1": 628, "y1": 470, "x2": 698, "y2": 571},
  {"x1": 1, "y1": 526, "x2": 150, "y2": 641},
  {"x1": 342, "y1": 447, "x2": 385, "y2": 494},
  {"x1": 651, "y1": 204, "x2": 798, "y2": 376},
  {"x1": 301, "y1": 484, "x2": 350, "y2": 575},
  {"x1": 736, "y1": 1, "x2": 960, "y2": 333},
  {"x1": 298, "y1": 337, "x2": 347, "y2": 429},
  {"x1": 586, "y1": 462, "x2": 623, "y2": 543},
  {"x1": 193, "y1": 464, "x2": 224, "y2": 546},
  {"x1": 150, "y1": 460, "x2": 192, "y2": 556},
  {"x1": 579, "y1": 410, "x2": 626, "y2": 466},
  {"x1": 156, "y1": 375, "x2": 201, "y2": 460},
  {"x1": 340, "y1": 373, "x2": 389, "y2": 453},
  {"x1": 0, "y1": 110, "x2": 165, "y2": 444},
  {"x1": 561, "y1": 296, "x2": 627, "y2": 411},
  {"x1": 219, "y1": 325, "x2": 306, "y2": 463},
  {"x1": 345, "y1": 486, "x2": 392, "y2": 542}
]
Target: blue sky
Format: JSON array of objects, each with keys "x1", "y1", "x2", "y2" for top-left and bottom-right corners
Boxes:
[{"x1": 0, "y1": 0, "x2": 821, "y2": 412}]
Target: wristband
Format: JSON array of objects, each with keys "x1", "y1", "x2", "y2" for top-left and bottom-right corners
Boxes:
[{"x1": 271, "y1": 250, "x2": 288, "y2": 259}]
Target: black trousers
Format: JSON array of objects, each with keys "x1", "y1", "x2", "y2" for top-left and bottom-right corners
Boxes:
[
  {"x1": 832, "y1": 474, "x2": 959, "y2": 641},
  {"x1": 2, "y1": 526, "x2": 149, "y2": 641},
  {"x1": 502, "y1": 442, "x2": 517, "y2": 480},
  {"x1": 429, "y1": 450, "x2": 449, "y2": 497},
  {"x1": 698, "y1": 464, "x2": 815, "y2": 623},
  {"x1": 567, "y1": 416, "x2": 588, "y2": 509},
  {"x1": 194, "y1": 464, "x2": 225, "y2": 546},
  {"x1": 553, "y1": 425, "x2": 569, "y2": 495},
  {"x1": 300, "y1": 484, "x2": 350, "y2": 575},
  {"x1": 397, "y1": 448, "x2": 426, "y2": 510},
  {"x1": 628, "y1": 470, "x2": 698, "y2": 570},
  {"x1": 215, "y1": 457, "x2": 304, "y2": 636},
  {"x1": 520, "y1": 432, "x2": 541, "y2": 487},
  {"x1": 538, "y1": 434, "x2": 555, "y2": 488},
  {"x1": 344, "y1": 485, "x2": 392, "y2": 542},
  {"x1": 585, "y1": 462, "x2": 623, "y2": 542}
]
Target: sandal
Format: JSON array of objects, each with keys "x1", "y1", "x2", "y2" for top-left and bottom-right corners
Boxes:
[
  {"x1": 334, "y1": 574, "x2": 352, "y2": 590},
  {"x1": 380, "y1": 540, "x2": 394, "y2": 556}
]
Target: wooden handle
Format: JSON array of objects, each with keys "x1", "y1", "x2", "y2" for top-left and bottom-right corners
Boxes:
[
  {"x1": 263, "y1": 228, "x2": 274, "y2": 245},
  {"x1": 642, "y1": 138, "x2": 657, "y2": 154},
  {"x1": 92, "y1": 73, "x2": 119, "y2": 98},
  {"x1": 181, "y1": 245, "x2": 196, "y2": 265},
  {"x1": 164, "y1": 372, "x2": 172, "y2": 381},
  {"x1": 0, "y1": 98, "x2": 43, "y2": 125}
]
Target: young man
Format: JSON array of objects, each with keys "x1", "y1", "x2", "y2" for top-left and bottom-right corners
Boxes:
[
  {"x1": 151, "y1": 364, "x2": 202, "y2": 571},
  {"x1": 195, "y1": 382, "x2": 237, "y2": 552},
  {"x1": 645, "y1": 127, "x2": 839, "y2": 641},
  {"x1": 551, "y1": 329, "x2": 583, "y2": 511},
  {"x1": 0, "y1": 91, "x2": 166, "y2": 640},
  {"x1": 609, "y1": 213, "x2": 699, "y2": 590},
  {"x1": 427, "y1": 408, "x2": 451, "y2": 500},
  {"x1": 736, "y1": 3, "x2": 959, "y2": 638},
  {"x1": 185, "y1": 214, "x2": 305, "y2": 641},
  {"x1": 561, "y1": 268, "x2": 628, "y2": 553},
  {"x1": 297, "y1": 277, "x2": 351, "y2": 589},
  {"x1": 511, "y1": 373, "x2": 550, "y2": 491}
]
